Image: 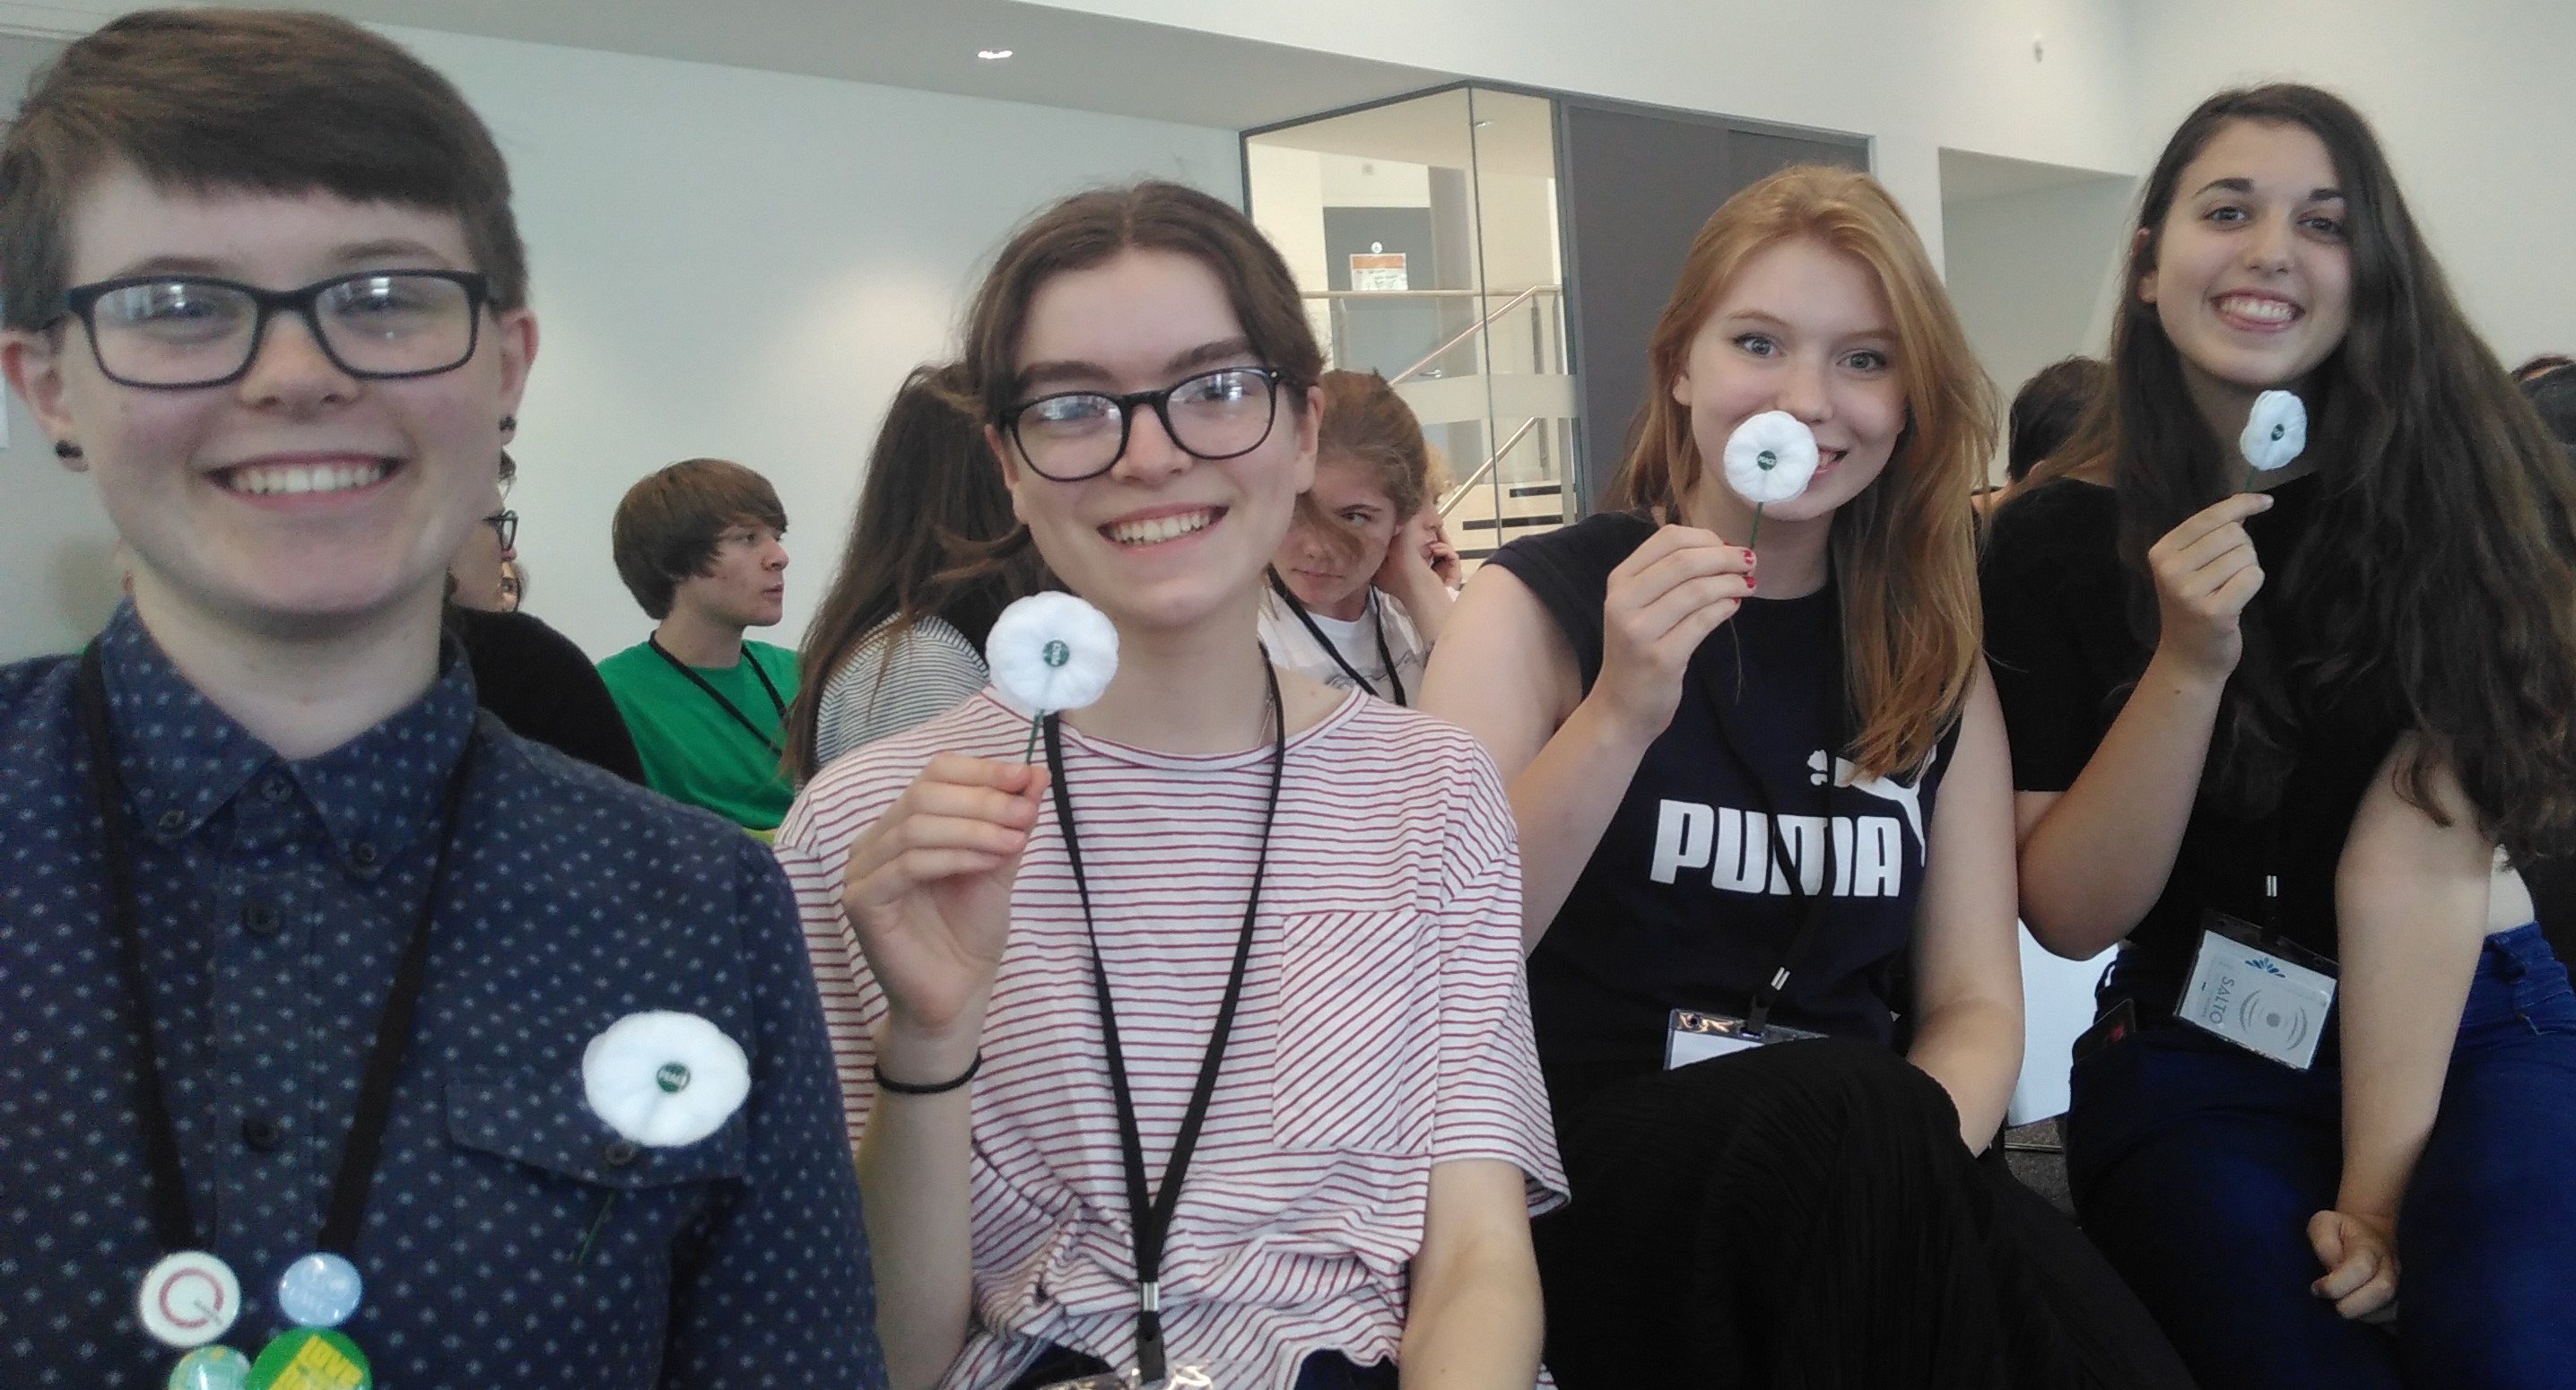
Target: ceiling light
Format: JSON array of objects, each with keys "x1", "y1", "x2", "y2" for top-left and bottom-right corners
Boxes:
[{"x1": 978, "y1": 48, "x2": 1013, "y2": 61}]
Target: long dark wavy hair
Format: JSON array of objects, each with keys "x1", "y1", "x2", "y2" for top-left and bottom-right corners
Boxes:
[
  {"x1": 783, "y1": 362, "x2": 1048, "y2": 781},
  {"x1": 2035, "y1": 84, "x2": 2576, "y2": 859}
]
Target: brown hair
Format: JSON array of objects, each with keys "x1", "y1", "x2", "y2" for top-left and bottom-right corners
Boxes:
[
  {"x1": 1295, "y1": 369, "x2": 1433, "y2": 569},
  {"x1": 784, "y1": 364, "x2": 1049, "y2": 780},
  {"x1": 2033, "y1": 84, "x2": 2576, "y2": 858},
  {"x1": 962, "y1": 181, "x2": 1321, "y2": 424},
  {"x1": 0, "y1": 9, "x2": 527, "y2": 331},
  {"x1": 1610, "y1": 165, "x2": 1993, "y2": 779},
  {"x1": 611, "y1": 458, "x2": 788, "y2": 621}
]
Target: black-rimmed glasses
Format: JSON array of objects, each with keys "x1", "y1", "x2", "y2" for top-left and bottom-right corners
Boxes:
[
  {"x1": 484, "y1": 508, "x2": 518, "y2": 552},
  {"x1": 56, "y1": 270, "x2": 492, "y2": 390},
  {"x1": 1000, "y1": 366, "x2": 1287, "y2": 482}
]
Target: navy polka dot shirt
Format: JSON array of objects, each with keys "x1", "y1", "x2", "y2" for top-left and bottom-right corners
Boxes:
[{"x1": 0, "y1": 604, "x2": 886, "y2": 1388}]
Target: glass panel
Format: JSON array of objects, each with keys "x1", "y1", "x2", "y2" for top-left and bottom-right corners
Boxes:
[{"x1": 1247, "y1": 85, "x2": 1575, "y2": 575}]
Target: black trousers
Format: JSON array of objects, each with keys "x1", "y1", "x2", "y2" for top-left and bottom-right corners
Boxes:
[{"x1": 1533, "y1": 1037, "x2": 2196, "y2": 1390}]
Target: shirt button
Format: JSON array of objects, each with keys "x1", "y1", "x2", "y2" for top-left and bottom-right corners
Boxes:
[
  {"x1": 601, "y1": 1140, "x2": 640, "y2": 1168},
  {"x1": 260, "y1": 774, "x2": 292, "y2": 803},
  {"x1": 350, "y1": 842, "x2": 379, "y2": 868},
  {"x1": 241, "y1": 902, "x2": 282, "y2": 938},
  {"x1": 241, "y1": 1116, "x2": 285, "y2": 1151},
  {"x1": 154, "y1": 809, "x2": 187, "y2": 835}
]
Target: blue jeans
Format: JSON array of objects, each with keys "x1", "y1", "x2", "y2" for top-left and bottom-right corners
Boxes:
[{"x1": 2067, "y1": 924, "x2": 2576, "y2": 1389}]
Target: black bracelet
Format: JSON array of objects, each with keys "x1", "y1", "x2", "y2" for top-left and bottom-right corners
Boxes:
[{"x1": 874, "y1": 1051, "x2": 982, "y2": 1096}]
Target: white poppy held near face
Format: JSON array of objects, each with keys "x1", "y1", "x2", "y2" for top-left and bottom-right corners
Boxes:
[
  {"x1": 2241, "y1": 388, "x2": 2307, "y2": 485},
  {"x1": 582, "y1": 1011, "x2": 751, "y2": 1148},
  {"x1": 985, "y1": 591, "x2": 1120, "y2": 760},
  {"x1": 1721, "y1": 410, "x2": 1822, "y2": 543}
]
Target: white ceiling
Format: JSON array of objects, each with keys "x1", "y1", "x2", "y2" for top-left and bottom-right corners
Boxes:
[{"x1": 0, "y1": 0, "x2": 1457, "y2": 133}]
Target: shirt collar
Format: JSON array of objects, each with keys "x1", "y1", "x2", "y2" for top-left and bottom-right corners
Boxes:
[{"x1": 96, "y1": 602, "x2": 480, "y2": 873}]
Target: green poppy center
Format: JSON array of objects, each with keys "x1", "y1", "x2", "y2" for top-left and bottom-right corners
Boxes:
[
  {"x1": 656, "y1": 1062, "x2": 691, "y2": 1094},
  {"x1": 1755, "y1": 449, "x2": 1779, "y2": 471},
  {"x1": 1042, "y1": 639, "x2": 1071, "y2": 669}
]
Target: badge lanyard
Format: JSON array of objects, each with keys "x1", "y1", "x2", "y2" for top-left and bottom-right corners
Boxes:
[
  {"x1": 77, "y1": 643, "x2": 475, "y2": 1380},
  {"x1": 1695, "y1": 620, "x2": 1847, "y2": 1037},
  {"x1": 1040, "y1": 664, "x2": 1284, "y2": 1386},
  {"x1": 1266, "y1": 568, "x2": 1406, "y2": 706},
  {"x1": 648, "y1": 637, "x2": 788, "y2": 753}
]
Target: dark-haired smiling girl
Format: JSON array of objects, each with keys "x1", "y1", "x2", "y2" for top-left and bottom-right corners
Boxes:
[{"x1": 1986, "y1": 84, "x2": 2576, "y2": 1389}]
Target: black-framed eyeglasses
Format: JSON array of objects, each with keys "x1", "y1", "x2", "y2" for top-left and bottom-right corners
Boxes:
[
  {"x1": 1000, "y1": 365, "x2": 1287, "y2": 482},
  {"x1": 55, "y1": 269, "x2": 492, "y2": 390},
  {"x1": 483, "y1": 508, "x2": 518, "y2": 551}
]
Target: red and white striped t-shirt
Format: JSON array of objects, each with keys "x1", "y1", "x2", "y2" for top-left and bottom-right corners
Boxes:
[{"x1": 775, "y1": 688, "x2": 1566, "y2": 1390}]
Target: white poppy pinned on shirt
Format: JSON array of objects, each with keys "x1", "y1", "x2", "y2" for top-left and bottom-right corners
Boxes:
[
  {"x1": 582, "y1": 1011, "x2": 751, "y2": 1148},
  {"x1": 986, "y1": 592, "x2": 1119, "y2": 760},
  {"x1": 1721, "y1": 411, "x2": 1821, "y2": 547},
  {"x1": 2241, "y1": 390, "x2": 2307, "y2": 485}
]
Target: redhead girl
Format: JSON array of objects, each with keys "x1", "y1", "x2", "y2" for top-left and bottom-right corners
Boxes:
[
  {"x1": 1986, "y1": 84, "x2": 2576, "y2": 1389},
  {"x1": 776, "y1": 183, "x2": 1562, "y2": 1390},
  {"x1": 1424, "y1": 165, "x2": 2188, "y2": 1387}
]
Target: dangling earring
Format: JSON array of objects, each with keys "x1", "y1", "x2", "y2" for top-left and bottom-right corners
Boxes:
[{"x1": 53, "y1": 440, "x2": 83, "y2": 461}]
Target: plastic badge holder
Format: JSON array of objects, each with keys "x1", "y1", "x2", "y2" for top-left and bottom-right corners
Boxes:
[
  {"x1": 1665, "y1": 1009, "x2": 1825, "y2": 1069},
  {"x1": 2178, "y1": 909, "x2": 2338, "y2": 1070}
]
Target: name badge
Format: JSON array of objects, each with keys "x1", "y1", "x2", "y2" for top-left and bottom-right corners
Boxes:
[
  {"x1": 2179, "y1": 909, "x2": 2337, "y2": 1070},
  {"x1": 1038, "y1": 1368, "x2": 1214, "y2": 1390},
  {"x1": 1665, "y1": 1009, "x2": 1824, "y2": 1070}
]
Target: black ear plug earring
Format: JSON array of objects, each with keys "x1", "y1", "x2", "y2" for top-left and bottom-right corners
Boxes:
[
  {"x1": 499, "y1": 414, "x2": 517, "y2": 432},
  {"x1": 53, "y1": 440, "x2": 83, "y2": 460}
]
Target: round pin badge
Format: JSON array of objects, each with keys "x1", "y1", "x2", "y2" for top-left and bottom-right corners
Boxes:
[
  {"x1": 274, "y1": 1253, "x2": 362, "y2": 1328},
  {"x1": 245, "y1": 1326, "x2": 370, "y2": 1390},
  {"x1": 167, "y1": 1344, "x2": 253, "y2": 1390},
  {"x1": 137, "y1": 1251, "x2": 241, "y2": 1350}
]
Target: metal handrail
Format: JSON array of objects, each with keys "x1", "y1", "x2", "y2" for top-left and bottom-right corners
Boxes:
[
  {"x1": 1388, "y1": 284, "x2": 1548, "y2": 386},
  {"x1": 1437, "y1": 417, "x2": 1543, "y2": 518}
]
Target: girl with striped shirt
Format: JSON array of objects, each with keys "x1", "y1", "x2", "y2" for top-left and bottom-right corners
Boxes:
[{"x1": 776, "y1": 182, "x2": 1562, "y2": 1390}]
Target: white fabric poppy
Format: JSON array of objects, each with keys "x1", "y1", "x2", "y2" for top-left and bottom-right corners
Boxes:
[
  {"x1": 582, "y1": 1011, "x2": 751, "y2": 1148},
  {"x1": 2241, "y1": 390, "x2": 2308, "y2": 473},
  {"x1": 986, "y1": 592, "x2": 1120, "y2": 716},
  {"x1": 1722, "y1": 411, "x2": 1821, "y2": 506}
]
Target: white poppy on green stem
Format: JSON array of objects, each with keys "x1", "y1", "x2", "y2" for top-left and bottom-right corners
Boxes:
[
  {"x1": 2241, "y1": 389, "x2": 2307, "y2": 487},
  {"x1": 1721, "y1": 410, "x2": 1821, "y2": 547},
  {"x1": 986, "y1": 592, "x2": 1120, "y2": 760}
]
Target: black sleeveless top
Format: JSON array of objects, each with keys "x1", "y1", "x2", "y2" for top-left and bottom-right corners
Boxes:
[{"x1": 1490, "y1": 514, "x2": 1961, "y2": 1121}]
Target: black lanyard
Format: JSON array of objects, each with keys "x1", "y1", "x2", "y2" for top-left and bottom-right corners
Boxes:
[
  {"x1": 648, "y1": 637, "x2": 787, "y2": 753},
  {"x1": 1266, "y1": 569, "x2": 1406, "y2": 706},
  {"x1": 74, "y1": 644, "x2": 476, "y2": 1261},
  {"x1": 1041, "y1": 664, "x2": 1284, "y2": 1386},
  {"x1": 1694, "y1": 619, "x2": 1846, "y2": 1036}
]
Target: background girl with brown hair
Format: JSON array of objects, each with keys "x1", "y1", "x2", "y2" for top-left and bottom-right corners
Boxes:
[{"x1": 1258, "y1": 369, "x2": 1458, "y2": 704}]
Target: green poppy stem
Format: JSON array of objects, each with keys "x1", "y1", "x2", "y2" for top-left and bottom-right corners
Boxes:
[
  {"x1": 1748, "y1": 504, "x2": 1764, "y2": 550},
  {"x1": 573, "y1": 1191, "x2": 619, "y2": 1265},
  {"x1": 1023, "y1": 713, "x2": 1042, "y2": 766},
  {"x1": 2245, "y1": 465, "x2": 2258, "y2": 494}
]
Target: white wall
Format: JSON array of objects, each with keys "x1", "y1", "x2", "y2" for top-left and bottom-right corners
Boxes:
[
  {"x1": 2131, "y1": 0, "x2": 2576, "y2": 369},
  {"x1": 1942, "y1": 174, "x2": 2136, "y2": 480},
  {"x1": 0, "y1": 23, "x2": 1240, "y2": 663}
]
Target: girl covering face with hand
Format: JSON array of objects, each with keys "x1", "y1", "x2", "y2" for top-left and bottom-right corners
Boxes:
[
  {"x1": 1258, "y1": 369, "x2": 1455, "y2": 704},
  {"x1": 1985, "y1": 83, "x2": 2576, "y2": 1390},
  {"x1": 773, "y1": 182, "x2": 1562, "y2": 1390},
  {"x1": 1421, "y1": 164, "x2": 2192, "y2": 1389}
]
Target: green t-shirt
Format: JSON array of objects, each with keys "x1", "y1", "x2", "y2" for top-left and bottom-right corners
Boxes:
[{"x1": 596, "y1": 639, "x2": 801, "y2": 833}]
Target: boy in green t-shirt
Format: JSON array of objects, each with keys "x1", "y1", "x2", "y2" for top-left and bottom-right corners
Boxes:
[{"x1": 597, "y1": 457, "x2": 799, "y2": 832}]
